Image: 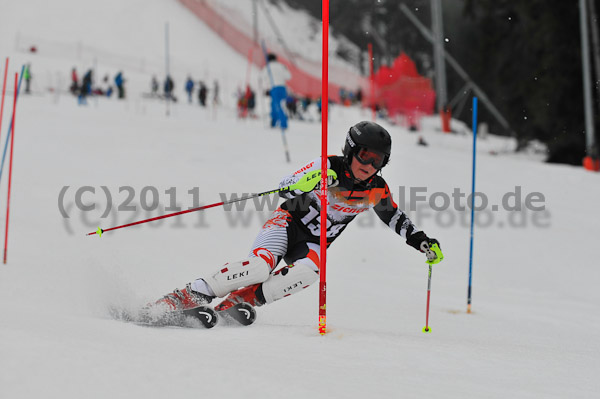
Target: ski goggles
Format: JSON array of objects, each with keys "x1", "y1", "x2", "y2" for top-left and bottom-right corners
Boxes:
[{"x1": 354, "y1": 147, "x2": 387, "y2": 169}]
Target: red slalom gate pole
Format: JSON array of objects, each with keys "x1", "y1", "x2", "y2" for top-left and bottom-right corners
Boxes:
[
  {"x1": 319, "y1": 0, "x2": 329, "y2": 336},
  {"x1": 4, "y1": 72, "x2": 18, "y2": 264},
  {"x1": 0, "y1": 58, "x2": 9, "y2": 144}
]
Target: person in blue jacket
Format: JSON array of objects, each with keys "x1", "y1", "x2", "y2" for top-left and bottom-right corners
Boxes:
[
  {"x1": 114, "y1": 71, "x2": 125, "y2": 99},
  {"x1": 185, "y1": 76, "x2": 194, "y2": 103},
  {"x1": 262, "y1": 53, "x2": 291, "y2": 129}
]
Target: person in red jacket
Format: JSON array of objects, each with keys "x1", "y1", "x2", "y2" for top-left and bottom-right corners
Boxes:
[{"x1": 70, "y1": 67, "x2": 79, "y2": 95}]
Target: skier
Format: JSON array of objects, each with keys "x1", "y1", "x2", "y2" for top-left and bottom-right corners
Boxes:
[
  {"x1": 262, "y1": 53, "x2": 291, "y2": 129},
  {"x1": 150, "y1": 121, "x2": 443, "y2": 317}
]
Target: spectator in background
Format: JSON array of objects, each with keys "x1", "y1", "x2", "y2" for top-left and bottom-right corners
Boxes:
[
  {"x1": 212, "y1": 80, "x2": 219, "y2": 106},
  {"x1": 262, "y1": 53, "x2": 291, "y2": 129},
  {"x1": 301, "y1": 96, "x2": 311, "y2": 112},
  {"x1": 246, "y1": 85, "x2": 256, "y2": 118},
  {"x1": 286, "y1": 94, "x2": 298, "y2": 119},
  {"x1": 185, "y1": 76, "x2": 194, "y2": 104},
  {"x1": 24, "y1": 64, "x2": 32, "y2": 94},
  {"x1": 164, "y1": 75, "x2": 175, "y2": 101},
  {"x1": 237, "y1": 85, "x2": 256, "y2": 118},
  {"x1": 103, "y1": 75, "x2": 113, "y2": 97},
  {"x1": 151, "y1": 75, "x2": 159, "y2": 97},
  {"x1": 347, "y1": 90, "x2": 355, "y2": 104},
  {"x1": 114, "y1": 71, "x2": 125, "y2": 99},
  {"x1": 237, "y1": 87, "x2": 248, "y2": 118},
  {"x1": 79, "y1": 69, "x2": 93, "y2": 105},
  {"x1": 70, "y1": 68, "x2": 79, "y2": 95},
  {"x1": 355, "y1": 88, "x2": 363, "y2": 104},
  {"x1": 198, "y1": 81, "x2": 208, "y2": 107},
  {"x1": 339, "y1": 87, "x2": 346, "y2": 104}
]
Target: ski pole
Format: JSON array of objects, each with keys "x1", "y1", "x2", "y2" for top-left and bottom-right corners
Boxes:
[
  {"x1": 423, "y1": 264, "x2": 433, "y2": 333},
  {"x1": 87, "y1": 186, "x2": 283, "y2": 237},
  {"x1": 420, "y1": 241, "x2": 441, "y2": 333}
]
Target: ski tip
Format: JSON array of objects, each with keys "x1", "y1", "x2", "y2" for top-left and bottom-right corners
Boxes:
[
  {"x1": 217, "y1": 302, "x2": 256, "y2": 326},
  {"x1": 422, "y1": 326, "x2": 431, "y2": 333},
  {"x1": 182, "y1": 306, "x2": 219, "y2": 328}
]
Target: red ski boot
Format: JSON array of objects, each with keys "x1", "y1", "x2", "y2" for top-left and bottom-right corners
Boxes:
[
  {"x1": 214, "y1": 283, "x2": 265, "y2": 311},
  {"x1": 154, "y1": 283, "x2": 213, "y2": 311}
]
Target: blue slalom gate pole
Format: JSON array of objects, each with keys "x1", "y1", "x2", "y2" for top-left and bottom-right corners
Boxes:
[
  {"x1": 467, "y1": 97, "x2": 478, "y2": 313},
  {"x1": 260, "y1": 40, "x2": 291, "y2": 163},
  {"x1": 0, "y1": 65, "x2": 25, "y2": 183}
]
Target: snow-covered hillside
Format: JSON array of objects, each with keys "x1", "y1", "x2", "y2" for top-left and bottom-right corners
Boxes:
[
  {"x1": 207, "y1": 0, "x2": 362, "y2": 72},
  {"x1": 0, "y1": 0, "x2": 266, "y2": 107},
  {"x1": 0, "y1": 1, "x2": 599, "y2": 398},
  {"x1": 0, "y1": 0, "x2": 363, "y2": 104}
]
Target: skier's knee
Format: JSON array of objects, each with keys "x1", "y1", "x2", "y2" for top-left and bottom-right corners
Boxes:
[
  {"x1": 262, "y1": 262, "x2": 319, "y2": 304},
  {"x1": 302, "y1": 249, "x2": 320, "y2": 272}
]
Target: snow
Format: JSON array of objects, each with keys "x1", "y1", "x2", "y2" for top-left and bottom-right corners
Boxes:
[{"x1": 0, "y1": 1, "x2": 599, "y2": 398}]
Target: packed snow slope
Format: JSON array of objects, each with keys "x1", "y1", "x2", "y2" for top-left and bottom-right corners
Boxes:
[{"x1": 0, "y1": 1, "x2": 599, "y2": 398}]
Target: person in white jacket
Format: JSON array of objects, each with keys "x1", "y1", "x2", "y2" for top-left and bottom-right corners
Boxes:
[{"x1": 263, "y1": 53, "x2": 291, "y2": 129}]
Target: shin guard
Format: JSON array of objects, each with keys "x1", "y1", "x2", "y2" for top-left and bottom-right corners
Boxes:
[
  {"x1": 205, "y1": 256, "x2": 273, "y2": 298},
  {"x1": 261, "y1": 261, "x2": 318, "y2": 304}
]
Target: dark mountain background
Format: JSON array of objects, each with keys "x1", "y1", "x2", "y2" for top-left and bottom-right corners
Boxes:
[{"x1": 273, "y1": 0, "x2": 599, "y2": 165}]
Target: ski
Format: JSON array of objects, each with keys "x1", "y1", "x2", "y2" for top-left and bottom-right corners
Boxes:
[
  {"x1": 217, "y1": 302, "x2": 257, "y2": 326},
  {"x1": 185, "y1": 302, "x2": 257, "y2": 328},
  {"x1": 110, "y1": 302, "x2": 256, "y2": 329},
  {"x1": 181, "y1": 305, "x2": 219, "y2": 328}
]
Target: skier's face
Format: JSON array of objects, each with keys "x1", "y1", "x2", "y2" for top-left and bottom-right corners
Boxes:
[{"x1": 350, "y1": 155, "x2": 377, "y2": 181}]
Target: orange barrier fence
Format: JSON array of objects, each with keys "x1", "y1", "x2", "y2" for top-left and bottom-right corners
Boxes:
[{"x1": 179, "y1": 0, "x2": 435, "y2": 117}]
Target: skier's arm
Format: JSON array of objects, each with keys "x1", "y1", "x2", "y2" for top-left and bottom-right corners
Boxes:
[
  {"x1": 373, "y1": 184, "x2": 443, "y2": 263},
  {"x1": 373, "y1": 184, "x2": 420, "y2": 240}
]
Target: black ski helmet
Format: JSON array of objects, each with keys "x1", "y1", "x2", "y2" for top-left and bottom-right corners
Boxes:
[{"x1": 343, "y1": 121, "x2": 391, "y2": 168}]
